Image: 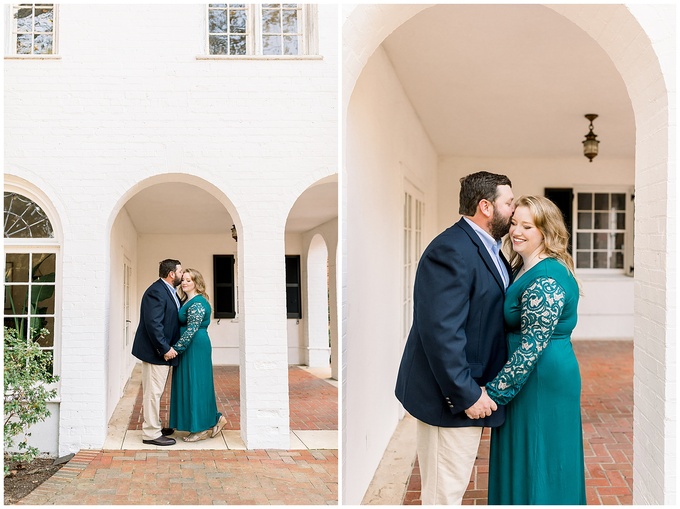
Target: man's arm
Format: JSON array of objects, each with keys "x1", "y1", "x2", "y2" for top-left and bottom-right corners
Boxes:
[
  {"x1": 415, "y1": 243, "x2": 484, "y2": 413},
  {"x1": 142, "y1": 287, "x2": 173, "y2": 356}
]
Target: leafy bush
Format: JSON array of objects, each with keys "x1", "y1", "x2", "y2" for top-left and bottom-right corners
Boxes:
[{"x1": 4, "y1": 327, "x2": 59, "y2": 476}]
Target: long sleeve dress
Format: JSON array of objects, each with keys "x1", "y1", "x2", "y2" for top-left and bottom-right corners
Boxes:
[
  {"x1": 169, "y1": 294, "x2": 222, "y2": 433},
  {"x1": 486, "y1": 258, "x2": 586, "y2": 505}
]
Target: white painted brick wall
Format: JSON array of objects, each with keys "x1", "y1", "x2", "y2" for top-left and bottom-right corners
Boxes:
[{"x1": 5, "y1": 3, "x2": 337, "y2": 453}]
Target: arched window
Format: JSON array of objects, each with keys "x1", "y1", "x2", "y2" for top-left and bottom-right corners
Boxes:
[{"x1": 4, "y1": 191, "x2": 59, "y2": 374}]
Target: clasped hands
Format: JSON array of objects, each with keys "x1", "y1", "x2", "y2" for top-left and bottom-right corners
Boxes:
[
  {"x1": 163, "y1": 347, "x2": 178, "y2": 361},
  {"x1": 465, "y1": 386, "x2": 497, "y2": 420}
]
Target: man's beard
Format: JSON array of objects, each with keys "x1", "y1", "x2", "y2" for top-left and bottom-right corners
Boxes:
[
  {"x1": 173, "y1": 274, "x2": 181, "y2": 287},
  {"x1": 490, "y1": 209, "x2": 511, "y2": 241}
]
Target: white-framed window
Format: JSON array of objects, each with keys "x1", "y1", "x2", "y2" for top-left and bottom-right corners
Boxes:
[
  {"x1": 573, "y1": 188, "x2": 634, "y2": 274},
  {"x1": 4, "y1": 190, "x2": 61, "y2": 378},
  {"x1": 403, "y1": 183, "x2": 424, "y2": 344},
  {"x1": 206, "y1": 3, "x2": 318, "y2": 57},
  {"x1": 7, "y1": 4, "x2": 58, "y2": 56}
]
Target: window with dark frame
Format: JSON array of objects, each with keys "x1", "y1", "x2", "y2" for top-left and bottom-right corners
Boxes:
[
  {"x1": 213, "y1": 254, "x2": 236, "y2": 319},
  {"x1": 285, "y1": 255, "x2": 301, "y2": 319}
]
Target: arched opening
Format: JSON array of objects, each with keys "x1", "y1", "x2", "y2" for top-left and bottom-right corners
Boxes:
[{"x1": 105, "y1": 174, "x2": 241, "y2": 446}]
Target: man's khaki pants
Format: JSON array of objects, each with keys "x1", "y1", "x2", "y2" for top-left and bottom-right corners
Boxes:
[
  {"x1": 141, "y1": 362, "x2": 170, "y2": 441},
  {"x1": 416, "y1": 419, "x2": 483, "y2": 505}
]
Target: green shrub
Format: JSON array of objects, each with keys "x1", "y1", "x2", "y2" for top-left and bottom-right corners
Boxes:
[{"x1": 4, "y1": 326, "x2": 59, "y2": 476}]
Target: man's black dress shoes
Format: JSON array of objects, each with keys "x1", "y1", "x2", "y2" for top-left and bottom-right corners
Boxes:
[
  {"x1": 161, "y1": 427, "x2": 175, "y2": 436},
  {"x1": 142, "y1": 435, "x2": 176, "y2": 446}
]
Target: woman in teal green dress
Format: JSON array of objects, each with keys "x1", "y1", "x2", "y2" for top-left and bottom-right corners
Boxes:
[
  {"x1": 485, "y1": 196, "x2": 586, "y2": 505},
  {"x1": 169, "y1": 268, "x2": 227, "y2": 442}
]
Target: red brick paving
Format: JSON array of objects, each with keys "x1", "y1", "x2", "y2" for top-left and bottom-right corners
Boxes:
[
  {"x1": 18, "y1": 366, "x2": 338, "y2": 505},
  {"x1": 18, "y1": 449, "x2": 338, "y2": 505},
  {"x1": 403, "y1": 340, "x2": 633, "y2": 505},
  {"x1": 130, "y1": 366, "x2": 338, "y2": 431}
]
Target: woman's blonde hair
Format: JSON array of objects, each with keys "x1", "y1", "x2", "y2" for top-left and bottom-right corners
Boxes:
[
  {"x1": 177, "y1": 267, "x2": 210, "y2": 302},
  {"x1": 503, "y1": 195, "x2": 577, "y2": 280}
]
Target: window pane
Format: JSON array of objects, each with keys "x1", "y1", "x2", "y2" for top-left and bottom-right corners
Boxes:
[
  {"x1": 4, "y1": 317, "x2": 27, "y2": 339},
  {"x1": 283, "y1": 35, "x2": 298, "y2": 55},
  {"x1": 282, "y1": 9, "x2": 298, "y2": 32},
  {"x1": 33, "y1": 33, "x2": 53, "y2": 54},
  {"x1": 34, "y1": 7, "x2": 53, "y2": 32},
  {"x1": 33, "y1": 253, "x2": 56, "y2": 278},
  {"x1": 6, "y1": 285, "x2": 28, "y2": 315},
  {"x1": 16, "y1": 34, "x2": 32, "y2": 54},
  {"x1": 611, "y1": 252, "x2": 624, "y2": 269},
  {"x1": 594, "y1": 193, "x2": 609, "y2": 210},
  {"x1": 576, "y1": 232, "x2": 591, "y2": 249},
  {"x1": 615, "y1": 233, "x2": 625, "y2": 250},
  {"x1": 593, "y1": 252, "x2": 608, "y2": 268},
  {"x1": 209, "y1": 35, "x2": 229, "y2": 55},
  {"x1": 209, "y1": 9, "x2": 228, "y2": 33},
  {"x1": 15, "y1": 8, "x2": 33, "y2": 32},
  {"x1": 593, "y1": 233, "x2": 608, "y2": 250},
  {"x1": 6, "y1": 253, "x2": 30, "y2": 282},
  {"x1": 263, "y1": 35, "x2": 282, "y2": 55},
  {"x1": 262, "y1": 9, "x2": 281, "y2": 33},
  {"x1": 4, "y1": 192, "x2": 54, "y2": 238},
  {"x1": 33, "y1": 317, "x2": 54, "y2": 347},
  {"x1": 611, "y1": 193, "x2": 626, "y2": 211},
  {"x1": 577, "y1": 212, "x2": 592, "y2": 229},
  {"x1": 230, "y1": 35, "x2": 246, "y2": 55},
  {"x1": 616, "y1": 212, "x2": 626, "y2": 230},
  {"x1": 577, "y1": 193, "x2": 592, "y2": 210},
  {"x1": 229, "y1": 9, "x2": 246, "y2": 33},
  {"x1": 594, "y1": 212, "x2": 610, "y2": 230},
  {"x1": 576, "y1": 252, "x2": 591, "y2": 269}
]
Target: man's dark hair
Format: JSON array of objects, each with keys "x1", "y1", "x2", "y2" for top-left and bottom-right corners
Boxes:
[
  {"x1": 159, "y1": 259, "x2": 181, "y2": 278},
  {"x1": 458, "y1": 171, "x2": 512, "y2": 216}
]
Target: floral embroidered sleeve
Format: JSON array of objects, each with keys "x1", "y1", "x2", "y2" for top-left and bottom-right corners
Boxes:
[
  {"x1": 486, "y1": 277, "x2": 566, "y2": 405},
  {"x1": 173, "y1": 302, "x2": 206, "y2": 354}
]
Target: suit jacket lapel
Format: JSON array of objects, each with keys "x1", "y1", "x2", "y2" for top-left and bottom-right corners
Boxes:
[{"x1": 456, "y1": 218, "x2": 507, "y2": 292}]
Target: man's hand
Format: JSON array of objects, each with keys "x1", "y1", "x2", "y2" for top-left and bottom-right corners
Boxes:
[
  {"x1": 464, "y1": 387, "x2": 497, "y2": 420},
  {"x1": 164, "y1": 347, "x2": 178, "y2": 361}
]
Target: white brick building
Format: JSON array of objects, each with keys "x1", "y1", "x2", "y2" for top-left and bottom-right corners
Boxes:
[
  {"x1": 5, "y1": 3, "x2": 338, "y2": 454},
  {"x1": 342, "y1": 3, "x2": 675, "y2": 505}
]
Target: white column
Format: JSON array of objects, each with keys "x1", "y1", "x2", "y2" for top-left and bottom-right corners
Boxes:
[
  {"x1": 306, "y1": 234, "x2": 331, "y2": 367},
  {"x1": 238, "y1": 222, "x2": 290, "y2": 449}
]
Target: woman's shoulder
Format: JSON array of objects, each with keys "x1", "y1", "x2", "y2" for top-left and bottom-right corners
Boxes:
[{"x1": 532, "y1": 258, "x2": 578, "y2": 291}]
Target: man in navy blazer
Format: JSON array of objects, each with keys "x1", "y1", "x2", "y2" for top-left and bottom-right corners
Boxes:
[
  {"x1": 395, "y1": 171, "x2": 515, "y2": 504},
  {"x1": 132, "y1": 259, "x2": 183, "y2": 446}
]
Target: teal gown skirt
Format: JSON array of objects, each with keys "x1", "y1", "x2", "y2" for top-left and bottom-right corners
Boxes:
[
  {"x1": 169, "y1": 325, "x2": 221, "y2": 433},
  {"x1": 488, "y1": 333, "x2": 587, "y2": 504}
]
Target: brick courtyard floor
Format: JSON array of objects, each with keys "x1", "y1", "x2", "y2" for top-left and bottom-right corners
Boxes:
[
  {"x1": 403, "y1": 340, "x2": 633, "y2": 505},
  {"x1": 18, "y1": 366, "x2": 338, "y2": 505}
]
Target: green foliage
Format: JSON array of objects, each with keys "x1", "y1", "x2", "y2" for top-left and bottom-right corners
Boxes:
[{"x1": 4, "y1": 326, "x2": 59, "y2": 476}]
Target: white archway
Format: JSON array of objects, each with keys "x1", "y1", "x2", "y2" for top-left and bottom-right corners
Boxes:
[{"x1": 342, "y1": 4, "x2": 674, "y2": 505}]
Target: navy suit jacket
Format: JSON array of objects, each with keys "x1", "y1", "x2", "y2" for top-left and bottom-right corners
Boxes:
[
  {"x1": 131, "y1": 279, "x2": 181, "y2": 367},
  {"x1": 395, "y1": 218, "x2": 509, "y2": 428}
]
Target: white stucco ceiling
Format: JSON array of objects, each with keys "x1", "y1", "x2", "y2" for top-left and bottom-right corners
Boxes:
[
  {"x1": 124, "y1": 180, "x2": 338, "y2": 235},
  {"x1": 380, "y1": 4, "x2": 635, "y2": 159}
]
